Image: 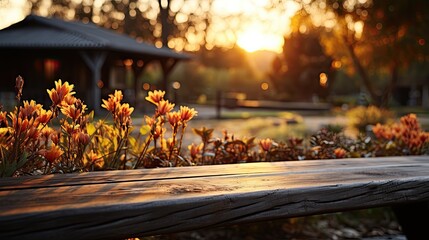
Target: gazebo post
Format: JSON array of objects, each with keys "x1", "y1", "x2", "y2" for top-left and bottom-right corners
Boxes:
[
  {"x1": 80, "y1": 51, "x2": 107, "y2": 115},
  {"x1": 131, "y1": 60, "x2": 151, "y2": 109},
  {"x1": 423, "y1": 83, "x2": 429, "y2": 109},
  {"x1": 160, "y1": 58, "x2": 178, "y2": 97}
]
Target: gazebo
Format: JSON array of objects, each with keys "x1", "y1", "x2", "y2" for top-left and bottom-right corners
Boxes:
[{"x1": 0, "y1": 14, "x2": 189, "y2": 113}]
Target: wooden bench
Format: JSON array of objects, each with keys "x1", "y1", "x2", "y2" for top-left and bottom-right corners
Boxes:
[{"x1": 1, "y1": 156, "x2": 428, "y2": 240}]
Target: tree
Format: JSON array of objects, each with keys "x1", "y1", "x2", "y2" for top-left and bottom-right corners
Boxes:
[
  {"x1": 29, "y1": 0, "x2": 215, "y2": 51},
  {"x1": 302, "y1": 0, "x2": 429, "y2": 106},
  {"x1": 269, "y1": 11, "x2": 335, "y2": 101}
]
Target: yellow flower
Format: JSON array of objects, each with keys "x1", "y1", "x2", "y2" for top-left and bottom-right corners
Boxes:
[
  {"x1": 179, "y1": 106, "x2": 197, "y2": 123},
  {"x1": 156, "y1": 99, "x2": 175, "y2": 115},
  {"x1": 47, "y1": 80, "x2": 75, "y2": 107},
  {"x1": 145, "y1": 90, "x2": 165, "y2": 105},
  {"x1": 39, "y1": 145, "x2": 64, "y2": 164},
  {"x1": 260, "y1": 138, "x2": 273, "y2": 151}
]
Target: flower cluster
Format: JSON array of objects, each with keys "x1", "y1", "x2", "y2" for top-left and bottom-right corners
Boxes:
[
  {"x1": 347, "y1": 105, "x2": 393, "y2": 133},
  {"x1": 0, "y1": 77, "x2": 201, "y2": 176},
  {"x1": 102, "y1": 90, "x2": 134, "y2": 129},
  {"x1": 1, "y1": 76, "x2": 428, "y2": 178},
  {"x1": 1, "y1": 77, "x2": 90, "y2": 176},
  {"x1": 133, "y1": 90, "x2": 198, "y2": 168},
  {"x1": 372, "y1": 114, "x2": 429, "y2": 155}
]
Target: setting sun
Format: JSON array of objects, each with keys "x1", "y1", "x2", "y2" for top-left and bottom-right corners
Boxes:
[{"x1": 237, "y1": 28, "x2": 284, "y2": 53}]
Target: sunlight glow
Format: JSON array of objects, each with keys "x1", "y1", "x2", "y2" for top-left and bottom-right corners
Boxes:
[
  {"x1": 0, "y1": 0, "x2": 27, "y2": 29},
  {"x1": 237, "y1": 29, "x2": 284, "y2": 53},
  {"x1": 0, "y1": 0, "x2": 301, "y2": 53}
]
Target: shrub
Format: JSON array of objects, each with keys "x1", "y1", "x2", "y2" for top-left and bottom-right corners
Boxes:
[
  {"x1": 0, "y1": 76, "x2": 428, "y2": 178},
  {"x1": 372, "y1": 114, "x2": 429, "y2": 156},
  {"x1": 0, "y1": 77, "x2": 198, "y2": 176},
  {"x1": 346, "y1": 106, "x2": 394, "y2": 133}
]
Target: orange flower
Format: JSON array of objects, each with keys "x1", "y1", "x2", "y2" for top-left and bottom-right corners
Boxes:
[
  {"x1": 101, "y1": 90, "x2": 123, "y2": 113},
  {"x1": 372, "y1": 123, "x2": 393, "y2": 140},
  {"x1": 420, "y1": 132, "x2": 429, "y2": 144},
  {"x1": 41, "y1": 127, "x2": 55, "y2": 141},
  {"x1": 400, "y1": 114, "x2": 419, "y2": 131},
  {"x1": 145, "y1": 90, "x2": 165, "y2": 105},
  {"x1": 74, "y1": 132, "x2": 90, "y2": 145},
  {"x1": 20, "y1": 100, "x2": 42, "y2": 119},
  {"x1": 0, "y1": 111, "x2": 8, "y2": 127},
  {"x1": 188, "y1": 143, "x2": 203, "y2": 159},
  {"x1": 37, "y1": 109, "x2": 53, "y2": 124},
  {"x1": 61, "y1": 104, "x2": 82, "y2": 120},
  {"x1": 179, "y1": 106, "x2": 197, "y2": 123},
  {"x1": 167, "y1": 111, "x2": 181, "y2": 127},
  {"x1": 152, "y1": 125, "x2": 165, "y2": 140},
  {"x1": 50, "y1": 132, "x2": 59, "y2": 145},
  {"x1": 113, "y1": 90, "x2": 123, "y2": 102},
  {"x1": 391, "y1": 123, "x2": 403, "y2": 139},
  {"x1": 14, "y1": 117, "x2": 37, "y2": 133},
  {"x1": 85, "y1": 150, "x2": 104, "y2": 169},
  {"x1": 156, "y1": 100, "x2": 175, "y2": 115},
  {"x1": 39, "y1": 145, "x2": 63, "y2": 164},
  {"x1": 47, "y1": 80, "x2": 75, "y2": 107},
  {"x1": 62, "y1": 121, "x2": 80, "y2": 135},
  {"x1": 260, "y1": 138, "x2": 273, "y2": 151},
  {"x1": 145, "y1": 115, "x2": 156, "y2": 127},
  {"x1": 63, "y1": 95, "x2": 77, "y2": 106},
  {"x1": 334, "y1": 148, "x2": 347, "y2": 158},
  {"x1": 117, "y1": 103, "x2": 134, "y2": 126},
  {"x1": 26, "y1": 124, "x2": 40, "y2": 140}
]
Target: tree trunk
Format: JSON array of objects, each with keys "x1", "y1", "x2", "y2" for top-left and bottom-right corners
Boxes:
[
  {"x1": 342, "y1": 35, "x2": 381, "y2": 106},
  {"x1": 380, "y1": 61, "x2": 399, "y2": 108},
  {"x1": 158, "y1": 0, "x2": 171, "y2": 48},
  {"x1": 423, "y1": 83, "x2": 429, "y2": 109}
]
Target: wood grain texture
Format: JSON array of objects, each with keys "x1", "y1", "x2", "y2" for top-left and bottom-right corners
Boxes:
[{"x1": 0, "y1": 156, "x2": 428, "y2": 240}]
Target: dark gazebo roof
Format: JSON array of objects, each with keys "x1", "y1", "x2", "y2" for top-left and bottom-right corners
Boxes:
[
  {"x1": 0, "y1": 14, "x2": 189, "y2": 60},
  {"x1": 0, "y1": 15, "x2": 190, "y2": 113}
]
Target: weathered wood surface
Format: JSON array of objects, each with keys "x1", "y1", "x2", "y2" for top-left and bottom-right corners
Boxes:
[{"x1": 0, "y1": 156, "x2": 428, "y2": 240}]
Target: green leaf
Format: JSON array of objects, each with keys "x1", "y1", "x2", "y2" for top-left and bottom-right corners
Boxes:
[
  {"x1": 139, "y1": 125, "x2": 151, "y2": 136},
  {"x1": 87, "y1": 123, "x2": 96, "y2": 135},
  {"x1": 129, "y1": 136, "x2": 136, "y2": 148}
]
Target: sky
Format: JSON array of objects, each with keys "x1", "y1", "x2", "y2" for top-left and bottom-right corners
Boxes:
[{"x1": 0, "y1": 0, "x2": 300, "y2": 53}]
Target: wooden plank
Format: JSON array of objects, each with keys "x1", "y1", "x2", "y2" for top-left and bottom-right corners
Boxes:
[
  {"x1": 0, "y1": 156, "x2": 429, "y2": 240},
  {"x1": 0, "y1": 156, "x2": 427, "y2": 190}
]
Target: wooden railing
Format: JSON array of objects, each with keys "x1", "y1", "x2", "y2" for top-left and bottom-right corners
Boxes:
[{"x1": 1, "y1": 156, "x2": 428, "y2": 240}]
